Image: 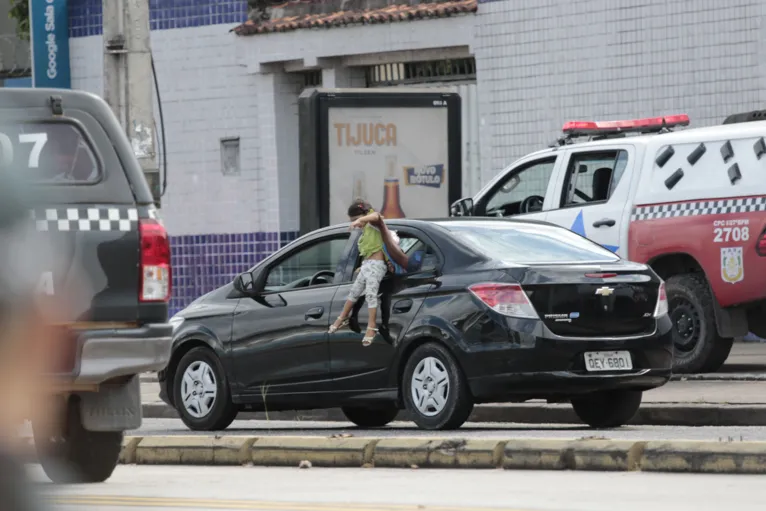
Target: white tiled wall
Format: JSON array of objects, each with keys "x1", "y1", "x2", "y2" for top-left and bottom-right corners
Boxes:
[{"x1": 70, "y1": 24, "x2": 270, "y2": 237}]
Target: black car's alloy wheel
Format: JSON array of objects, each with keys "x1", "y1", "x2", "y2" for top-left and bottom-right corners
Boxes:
[
  {"x1": 666, "y1": 273, "x2": 732, "y2": 373},
  {"x1": 341, "y1": 404, "x2": 400, "y2": 428},
  {"x1": 402, "y1": 342, "x2": 473, "y2": 430},
  {"x1": 571, "y1": 389, "x2": 642, "y2": 428},
  {"x1": 173, "y1": 347, "x2": 238, "y2": 431}
]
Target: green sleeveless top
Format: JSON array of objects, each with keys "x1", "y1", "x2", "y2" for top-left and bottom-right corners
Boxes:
[{"x1": 358, "y1": 223, "x2": 385, "y2": 258}]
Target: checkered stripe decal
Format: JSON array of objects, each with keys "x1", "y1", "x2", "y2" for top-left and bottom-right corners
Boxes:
[
  {"x1": 631, "y1": 197, "x2": 766, "y2": 221},
  {"x1": 31, "y1": 207, "x2": 139, "y2": 232}
]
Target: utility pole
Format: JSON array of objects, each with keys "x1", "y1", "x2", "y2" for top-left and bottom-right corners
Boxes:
[{"x1": 103, "y1": 0, "x2": 161, "y2": 206}]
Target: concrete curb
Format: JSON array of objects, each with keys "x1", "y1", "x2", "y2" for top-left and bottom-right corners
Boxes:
[
  {"x1": 27, "y1": 436, "x2": 766, "y2": 474},
  {"x1": 672, "y1": 374, "x2": 766, "y2": 381},
  {"x1": 140, "y1": 403, "x2": 766, "y2": 426}
]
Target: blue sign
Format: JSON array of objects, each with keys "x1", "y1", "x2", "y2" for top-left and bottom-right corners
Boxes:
[{"x1": 29, "y1": 0, "x2": 71, "y2": 89}]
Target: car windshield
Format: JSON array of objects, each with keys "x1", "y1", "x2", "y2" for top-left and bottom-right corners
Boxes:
[{"x1": 442, "y1": 221, "x2": 620, "y2": 264}]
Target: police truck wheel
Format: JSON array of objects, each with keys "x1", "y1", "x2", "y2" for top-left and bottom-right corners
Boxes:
[
  {"x1": 700, "y1": 336, "x2": 734, "y2": 373},
  {"x1": 173, "y1": 347, "x2": 238, "y2": 431},
  {"x1": 666, "y1": 274, "x2": 728, "y2": 374},
  {"x1": 33, "y1": 400, "x2": 123, "y2": 483}
]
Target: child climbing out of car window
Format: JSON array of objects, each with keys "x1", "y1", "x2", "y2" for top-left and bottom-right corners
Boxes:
[{"x1": 328, "y1": 199, "x2": 389, "y2": 346}]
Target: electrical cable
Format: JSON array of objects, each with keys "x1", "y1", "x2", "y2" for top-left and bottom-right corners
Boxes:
[{"x1": 150, "y1": 54, "x2": 168, "y2": 196}]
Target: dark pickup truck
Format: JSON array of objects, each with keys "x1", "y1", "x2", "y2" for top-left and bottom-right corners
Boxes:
[{"x1": 0, "y1": 88, "x2": 173, "y2": 483}]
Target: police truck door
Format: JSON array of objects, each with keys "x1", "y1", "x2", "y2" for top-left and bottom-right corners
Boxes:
[{"x1": 545, "y1": 147, "x2": 634, "y2": 256}]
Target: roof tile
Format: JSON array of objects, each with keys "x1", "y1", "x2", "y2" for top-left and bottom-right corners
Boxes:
[{"x1": 232, "y1": 0, "x2": 477, "y2": 36}]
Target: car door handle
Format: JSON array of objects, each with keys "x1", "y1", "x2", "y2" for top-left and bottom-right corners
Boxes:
[
  {"x1": 304, "y1": 306, "x2": 324, "y2": 321},
  {"x1": 592, "y1": 218, "x2": 616, "y2": 228},
  {"x1": 393, "y1": 299, "x2": 413, "y2": 314}
]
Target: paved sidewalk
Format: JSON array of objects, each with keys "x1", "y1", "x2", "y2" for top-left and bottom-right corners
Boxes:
[{"x1": 714, "y1": 341, "x2": 766, "y2": 374}]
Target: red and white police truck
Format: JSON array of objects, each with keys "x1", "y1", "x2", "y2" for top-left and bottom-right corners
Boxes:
[{"x1": 452, "y1": 111, "x2": 766, "y2": 373}]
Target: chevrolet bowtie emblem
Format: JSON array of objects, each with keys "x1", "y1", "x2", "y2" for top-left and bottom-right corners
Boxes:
[{"x1": 595, "y1": 286, "x2": 614, "y2": 296}]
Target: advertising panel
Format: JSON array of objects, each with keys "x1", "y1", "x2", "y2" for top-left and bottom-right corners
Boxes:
[
  {"x1": 298, "y1": 89, "x2": 461, "y2": 234},
  {"x1": 327, "y1": 106, "x2": 449, "y2": 224}
]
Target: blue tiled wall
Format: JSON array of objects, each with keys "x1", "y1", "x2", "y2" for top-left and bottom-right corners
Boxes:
[
  {"x1": 170, "y1": 231, "x2": 300, "y2": 316},
  {"x1": 68, "y1": 0, "x2": 248, "y2": 37}
]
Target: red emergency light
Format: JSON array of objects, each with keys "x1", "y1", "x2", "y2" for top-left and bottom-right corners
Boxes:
[{"x1": 562, "y1": 114, "x2": 690, "y2": 135}]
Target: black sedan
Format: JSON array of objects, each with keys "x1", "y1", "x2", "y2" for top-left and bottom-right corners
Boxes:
[{"x1": 160, "y1": 218, "x2": 673, "y2": 431}]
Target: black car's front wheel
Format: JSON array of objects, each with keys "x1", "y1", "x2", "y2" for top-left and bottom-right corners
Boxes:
[
  {"x1": 571, "y1": 389, "x2": 642, "y2": 428},
  {"x1": 173, "y1": 347, "x2": 238, "y2": 431},
  {"x1": 402, "y1": 342, "x2": 473, "y2": 430}
]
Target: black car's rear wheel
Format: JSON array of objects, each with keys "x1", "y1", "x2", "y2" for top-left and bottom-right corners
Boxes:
[
  {"x1": 173, "y1": 347, "x2": 238, "y2": 431},
  {"x1": 571, "y1": 389, "x2": 642, "y2": 428},
  {"x1": 402, "y1": 342, "x2": 473, "y2": 430},
  {"x1": 341, "y1": 404, "x2": 399, "y2": 428}
]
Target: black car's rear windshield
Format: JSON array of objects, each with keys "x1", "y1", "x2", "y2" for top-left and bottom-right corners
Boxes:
[{"x1": 440, "y1": 221, "x2": 620, "y2": 264}]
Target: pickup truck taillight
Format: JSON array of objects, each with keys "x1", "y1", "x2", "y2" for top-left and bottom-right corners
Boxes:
[{"x1": 139, "y1": 218, "x2": 171, "y2": 302}]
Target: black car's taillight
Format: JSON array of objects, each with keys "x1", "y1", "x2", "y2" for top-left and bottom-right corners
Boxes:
[
  {"x1": 139, "y1": 218, "x2": 171, "y2": 302},
  {"x1": 653, "y1": 281, "x2": 668, "y2": 318},
  {"x1": 468, "y1": 283, "x2": 539, "y2": 319}
]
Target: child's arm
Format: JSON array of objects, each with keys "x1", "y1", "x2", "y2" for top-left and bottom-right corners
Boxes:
[
  {"x1": 378, "y1": 219, "x2": 409, "y2": 269},
  {"x1": 350, "y1": 211, "x2": 383, "y2": 229}
]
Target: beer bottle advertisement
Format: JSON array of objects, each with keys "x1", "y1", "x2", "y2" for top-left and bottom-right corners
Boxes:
[{"x1": 327, "y1": 106, "x2": 449, "y2": 224}]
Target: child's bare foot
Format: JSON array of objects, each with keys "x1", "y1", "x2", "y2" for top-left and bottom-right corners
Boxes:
[
  {"x1": 329, "y1": 317, "x2": 349, "y2": 334},
  {"x1": 362, "y1": 327, "x2": 378, "y2": 346}
]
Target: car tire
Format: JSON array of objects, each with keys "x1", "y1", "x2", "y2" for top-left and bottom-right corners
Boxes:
[
  {"x1": 173, "y1": 347, "x2": 238, "y2": 431},
  {"x1": 666, "y1": 274, "x2": 729, "y2": 374},
  {"x1": 341, "y1": 405, "x2": 400, "y2": 428},
  {"x1": 402, "y1": 342, "x2": 473, "y2": 430},
  {"x1": 33, "y1": 400, "x2": 123, "y2": 483},
  {"x1": 571, "y1": 390, "x2": 642, "y2": 428}
]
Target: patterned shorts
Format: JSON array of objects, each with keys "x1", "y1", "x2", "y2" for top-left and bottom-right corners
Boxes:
[{"x1": 347, "y1": 259, "x2": 387, "y2": 308}]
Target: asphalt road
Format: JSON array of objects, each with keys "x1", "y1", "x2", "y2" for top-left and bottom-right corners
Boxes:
[
  {"x1": 36, "y1": 465, "x2": 766, "y2": 511},
  {"x1": 115, "y1": 418, "x2": 766, "y2": 441}
]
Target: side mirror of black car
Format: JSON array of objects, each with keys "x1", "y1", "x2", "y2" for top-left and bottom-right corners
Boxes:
[
  {"x1": 233, "y1": 271, "x2": 256, "y2": 294},
  {"x1": 450, "y1": 197, "x2": 474, "y2": 217}
]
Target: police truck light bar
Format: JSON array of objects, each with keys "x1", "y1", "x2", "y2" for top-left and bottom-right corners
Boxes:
[{"x1": 562, "y1": 114, "x2": 690, "y2": 135}]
